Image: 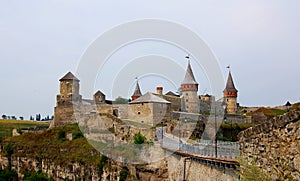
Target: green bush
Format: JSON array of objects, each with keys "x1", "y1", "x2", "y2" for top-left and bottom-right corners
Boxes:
[
  {"x1": 218, "y1": 136, "x2": 232, "y2": 142},
  {"x1": 72, "y1": 132, "x2": 84, "y2": 140},
  {"x1": 133, "y1": 132, "x2": 146, "y2": 144},
  {"x1": 98, "y1": 155, "x2": 109, "y2": 172},
  {"x1": 4, "y1": 143, "x2": 14, "y2": 156},
  {"x1": 0, "y1": 169, "x2": 17, "y2": 181},
  {"x1": 23, "y1": 171, "x2": 53, "y2": 181},
  {"x1": 57, "y1": 130, "x2": 66, "y2": 140},
  {"x1": 119, "y1": 167, "x2": 130, "y2": 181}
]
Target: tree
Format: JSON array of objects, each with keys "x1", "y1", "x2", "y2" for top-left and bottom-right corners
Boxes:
[
  {"x1": 119, "y1": 167, "x2": 130, "y2": 181},
  {"x1": 30, "y1": 116, "x2": 34, "y2": 120},
  {"x1": 11, "y1": 116, "x2": 16, "y2": 120},
  {"x1": 0, "y1": 169, "x2": 17, "y2": 181},
  {"x1": 114, "y1": 96, "x2": 129, "y2": 104},
  {"x1": 134, "y1": 132, "x2": 146, "y2": 144},
  {"x1": 4, "y1": 143, "x2": 13, "y2": 170},
  {"x1": 36, "y1": 114, "x2": 41, "y2": 121},
  {"x1": 1, "y1": 115, "x2": 7, "y2": 120},
  {"x1": 19, "y1": 116, "x2": 24, "y2": 120}
]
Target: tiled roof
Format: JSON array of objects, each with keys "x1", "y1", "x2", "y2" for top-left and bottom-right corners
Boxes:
[
  {"x1": 130, "y1": 92, "x2": 170, "y2": 104},
  {"x1": 59, "y1": 72, "x2": 79, "y2": 81}
]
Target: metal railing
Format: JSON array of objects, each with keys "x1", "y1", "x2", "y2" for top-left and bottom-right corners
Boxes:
[{"x1": 162, "y1": 133, "x2": 240, "y2": 159}]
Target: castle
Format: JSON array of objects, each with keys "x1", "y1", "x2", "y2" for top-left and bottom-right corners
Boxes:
[{"x1": 50, "y1": 58, "x2": 239, "y2": 127}]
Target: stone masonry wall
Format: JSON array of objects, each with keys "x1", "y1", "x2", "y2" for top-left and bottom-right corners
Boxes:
[{"x1": 238, "y1": 108, "x2": 300, "y2": 180}]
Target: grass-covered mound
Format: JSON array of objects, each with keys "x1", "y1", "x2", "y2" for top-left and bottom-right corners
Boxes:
[
  {"x1": 2, "y1": 124, "x2": 100, "y2": 166},
  {"x1": 0, "y1": 119, "x2": 49, "y2": 140}
]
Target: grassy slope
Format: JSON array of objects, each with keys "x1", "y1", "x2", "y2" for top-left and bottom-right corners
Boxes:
[
  {"x1": 0, "y1": 119, "x2": 49, "y2": 140},
  {"x1": 246, "y1": 107, "x2": 287, "y2": 117},
  {"x1": 2, "y1": 124, "x2": 100, "y2": 166}
]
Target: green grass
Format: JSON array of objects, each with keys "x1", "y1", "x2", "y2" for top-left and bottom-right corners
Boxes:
[
  {"x1": 246, "y1": 107, "x2": 287, "y2": 117},
  {"x1": 2, "y1": 124, "x2": 100, "y2": 166},
  {"x1": 0, "y1": 119, "x2": 49, "y2": 140},
  {"x1": 121, "y1": 119, "x2": 152, "y2": 129}
]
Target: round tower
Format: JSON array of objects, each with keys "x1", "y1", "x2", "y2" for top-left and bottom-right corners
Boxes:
[
  {"x1": 181, "y1": 56, "x2": 199, "y2": 113},
  {"x1": 223, "y1": 71, "x2": 238, "y2": 114}
]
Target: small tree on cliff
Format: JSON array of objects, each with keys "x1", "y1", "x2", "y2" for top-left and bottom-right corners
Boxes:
[
  {"x1": 134, "y1": 132, "x2": 146, "y2": 144},
  {"x1": 4, "y1": 143, "x2": 13, "y2": 170}
]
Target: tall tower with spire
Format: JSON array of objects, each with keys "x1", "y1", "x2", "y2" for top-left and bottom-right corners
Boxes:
[
  {"x1": 181, "y1": 56, "x2": 199, "y2": 113},
  {"x1": 131, "y1": 80, "x2": 142, "y2": 101},
  {"x1": 224, "y1": 71, "x2": 238, "y2": 114}
]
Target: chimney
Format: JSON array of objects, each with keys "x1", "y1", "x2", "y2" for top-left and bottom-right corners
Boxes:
[{"x1": 156, "y1": 87, "x2": 163, "y2": 95}]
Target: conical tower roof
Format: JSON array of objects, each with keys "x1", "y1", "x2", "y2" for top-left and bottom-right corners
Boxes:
[
  {"x1": 182, "y1": 62, "x2": 198, "y2": 85},
  {"x1": 59, "y1": 72, "x2": 79, "y2": 81},
  {"x1": 224, "y1": 71, "x2": 238, "y2": 92},
  {"x1": 132, "y1": 81, "x2": 142, "y2": 97}
]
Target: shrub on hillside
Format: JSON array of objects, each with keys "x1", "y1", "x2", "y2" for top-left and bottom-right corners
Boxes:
[
  {"x1": 133, "y1": 132, "x2": 146, "y2": 144},
  {"x1": 0, "y1": 169, "x2": 17, "y2": 181},
  {"x1": 119, "y1": 167, "x2": 130, "y2": 181},
  {"x1": 57, "y1": 130, "x2": 66, "y2": 140},
  {"x1": 23, "y1": 171, "x2": 53, "y2": 181}
]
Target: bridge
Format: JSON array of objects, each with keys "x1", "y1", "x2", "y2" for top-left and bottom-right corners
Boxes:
[{"x1": 159, "y1": 132, "x2": 240, "y2": 168}]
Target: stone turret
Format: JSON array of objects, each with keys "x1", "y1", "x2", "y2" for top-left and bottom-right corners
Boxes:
[
  {"x1": 223, "y1": 71, "x2": 238, "y2": 114},
  {"x1": 181, "y1": 57, "x2": 199, "y2": 113},
  {"x1": 94, "y1": 90, "x2": 106, "y2": 103},
  {"x1": 131, "y1": 81, "x2": 142, "y2": 101},
  {"x1": 52, "y1": 72, "x2": 82, "y2": 128},
  {"x1": 57, "y1": 72, "x2": 82, "y2": 104}
]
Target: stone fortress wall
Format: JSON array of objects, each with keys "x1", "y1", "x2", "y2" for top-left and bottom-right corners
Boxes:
[{"x1": 238, "y1": 106, "x2": 300, "y2": 180}]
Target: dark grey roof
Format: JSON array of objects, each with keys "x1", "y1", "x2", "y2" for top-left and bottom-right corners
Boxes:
[
  {"x1": 132, "y1": 81, "x2": 142, "y2": 97},
  {"x1": 224, "y1": 71, "x2": 238, "y2": 92},
  {"x1": 94, "y1": 90, "x2": 105, "y2": 96},
  {"x1": 59, "y1": 72, "x2": 79, "y2": 81},
  {"x1": 165, "y1": 91, "x2": 179, "y2": 97},
  {"x1": 130, "y1": 92, "x2": 170, "y2": 104},
  {"x1": 82, "y1": 98, "x2": 112, "y2": 105},
  {"x1": 182, "y1": 62, "x2": 198, "y2": 85}
]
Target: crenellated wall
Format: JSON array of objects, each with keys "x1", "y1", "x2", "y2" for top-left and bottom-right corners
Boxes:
[{"x1": 238, "y1": 108, "x2": 300, "y2": 180}]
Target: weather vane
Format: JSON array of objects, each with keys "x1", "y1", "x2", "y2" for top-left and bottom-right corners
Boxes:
[
  {"x1": 185, "y1": 54, "x2": 190, "y2": 63},
  {"x1": 226, "y1": 65, "x2": 231, "y2": 71}
]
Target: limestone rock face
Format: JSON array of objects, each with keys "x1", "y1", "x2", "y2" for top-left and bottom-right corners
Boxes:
[{"x1": 238, "y1": 109, "x2": 300, "y2": 180}]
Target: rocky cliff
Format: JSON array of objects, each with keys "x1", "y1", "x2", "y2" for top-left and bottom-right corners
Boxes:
[{"x1": 238, "y1": 107, "x2": 300, "y2": 180}]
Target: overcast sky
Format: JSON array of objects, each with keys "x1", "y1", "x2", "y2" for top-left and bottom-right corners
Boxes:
[{"x1": 0, "y1": 1, "x2": 300, "y2": 119}]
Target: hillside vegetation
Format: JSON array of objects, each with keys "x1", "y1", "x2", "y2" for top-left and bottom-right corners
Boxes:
[
  {"x1": 0, "y1": 119, "x2": 49, "y2": 140},
  {"x1": 247, "y1": 107, "x2": 286, "y2": 117},
  {"x1": 2, "y1": 124, "x2": 100, "y2": 166}
]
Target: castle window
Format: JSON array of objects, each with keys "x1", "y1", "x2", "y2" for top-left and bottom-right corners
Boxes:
[
  {"x1": 186, "y1": 93, "x2": 188, "y2": 96},
  {"x1": 186, "y1": 99, "x2": 188, "y2": 102},
  {"x1": 138, "y1": 112, "x2": 141, "y2": 115}
]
